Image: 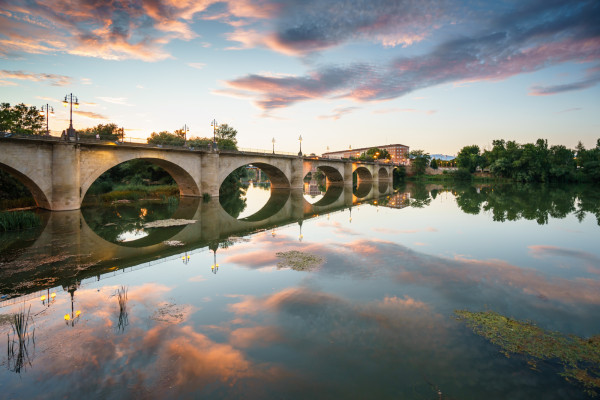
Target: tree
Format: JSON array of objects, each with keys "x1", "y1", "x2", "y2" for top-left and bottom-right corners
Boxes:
[
  {"x1": 456, "y1": 145, "x2": 483, "y2": 173},
  {"x1": 216, "y1": 124, "x2": 238, "y2": 144},
  {"x1": 79, "y1": 123, "x2": 121, "y2": 140},
  {"x1": 147, "y1": 131, "x2": 185, "y2": 146},
  {"x1": 361, "y1": 147, "x2": 391, "y2": 161},
  {"x1": 0, "y1": 102, "x2": 44, "y2": 135},
  {"x1": 430, "y1": 158, "x2": 438, "y2": 169},
  {"x1": 409, "y1": 150, "x2": 431, "y2": 175}
]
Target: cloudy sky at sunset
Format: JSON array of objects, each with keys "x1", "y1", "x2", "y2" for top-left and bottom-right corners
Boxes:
[{"x1": 1, "y1": 0, "x2": 598, "y2": 155}]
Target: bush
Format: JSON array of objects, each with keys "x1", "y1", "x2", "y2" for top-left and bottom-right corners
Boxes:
[{"x1": 452, "y1": 168, "x2": 472, "y2": 181}]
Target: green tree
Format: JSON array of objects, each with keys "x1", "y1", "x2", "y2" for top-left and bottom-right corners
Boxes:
[
  {"x1": 216, "y1": 124, "x2": 238, "y2": 143},
  {"x1": 0, "y1": 102, "x2": 44, "y2": 135},
  {"x1": 548, "y1": 145, "x2": 576, "y2": 181},
  {"x1": 186, "y1": 137, "x2": 213, "y2": 149},
  {"x1": 456, "y1": 145, "x2": 483, "y2": 173},
  {"x1": 147, "y1": 131, "x2": 185, "y2": 146},
  {"x1": 430, "y1": 158, "x2": 438, "y2": 169},
  {"x1": 79, "y1": 123, "x2": 122, "y2": 140},
  {"x1": 409, "y1": 150, "x2": 431, "y2": 175},
  {"x1": 393, "y1": 165, "x2": 406, "y2": 183},
  {"x1": 360, "y1": 147, "x2": 391, "y2": 161}
]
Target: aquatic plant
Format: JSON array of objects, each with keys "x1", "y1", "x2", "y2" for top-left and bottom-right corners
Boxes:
[
  {"x1": 0, "y1": 211, "x2": 41, "y2": 232},
  {"x1": 112, "y1": 286, "x2": 128, "y2": 333},
  {"x1": 6, "y1": 305, "x2": 35, "y2": 373},
  {"x1": 455, "y1": 310, "x2": 600, "y2": 397},
  {"x1": 202, "y1": 193, "x2": 211, "y2": 202},
  {"x1": 276, "y1": 250, "x2": 324, "y2": 271}
]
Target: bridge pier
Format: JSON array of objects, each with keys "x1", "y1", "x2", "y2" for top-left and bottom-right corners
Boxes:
[
  {"x1": 201, "y1": 152, "x2": 220, "y2": 197},
  {"x1": 51, "y1": 144, "x2": 81, "y2": 211}
]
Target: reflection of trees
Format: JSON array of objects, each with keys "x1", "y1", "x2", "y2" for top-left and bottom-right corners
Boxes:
[
  {"x1": 81, "y1": 199, "x2": 180, "y2": 243},
  {"x1": 408, "y1": 183, "x2": 431, "y2": 208},
  {"x1": 453, "y1": 184, "x2": 600, "y2": 225},
  {"x1": 219, "y1": 166, "x2": 249, "y2": 219}
]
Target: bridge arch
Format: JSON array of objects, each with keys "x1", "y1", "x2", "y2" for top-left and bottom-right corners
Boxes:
[
  {"x1": 0, "y1": 163, "x2": 51, "y2": 209},
  {"x1": 378, "y1": 167, "x2": 389, "y2": 181},
  {"x1": 217, "y1": 156, "x2": 292, "y2": 190},
  {"x1": 354, "y1": 181, "x2": 373, "y2": 199},
  {"x1": 354, "y1": 166, "x2": 373, "y2": 182},
  {"x1": 80, "y1": 156, "x2": 201, "y2": 200}
]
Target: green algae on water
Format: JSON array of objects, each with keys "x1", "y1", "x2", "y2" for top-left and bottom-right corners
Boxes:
[{"x1": 455, "y1": 310, "x2": 600, "y2": 397}]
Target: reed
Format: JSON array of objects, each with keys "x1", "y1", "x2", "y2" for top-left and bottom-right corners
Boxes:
[
  {"x1": 113, "y1": 286, "x2": 129, "y2": 333},
  {"x1": 7, "y1": 305, "x2": 35, "y2": 373},
  {"x1": 0, "y1": 211, "x2": 41, "y2": 232}
]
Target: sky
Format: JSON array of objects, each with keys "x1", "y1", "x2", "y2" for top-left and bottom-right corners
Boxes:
[{"x1": 1, "y1": 0, "x2": 599, "y2": 155}]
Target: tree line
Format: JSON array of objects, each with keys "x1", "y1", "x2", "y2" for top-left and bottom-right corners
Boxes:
[
  {"x1": 455, "y1": 139, "x2": 600, "y2": 182},
  {"x1": 0, "y1": 103, "x2": 45, "y2": 135},
  {"x1": 146, "y1": 124, "x2": 238, "y2": 150},
  {"x1": 407, "y1": 138, "x2": 600, "y2": 183}
]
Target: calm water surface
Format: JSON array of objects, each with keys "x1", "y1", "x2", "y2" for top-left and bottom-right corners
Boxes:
[{"x1": 1, "y1": 183, "x2": 599, "y2": 399}]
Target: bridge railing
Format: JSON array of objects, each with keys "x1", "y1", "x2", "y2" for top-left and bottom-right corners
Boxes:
[{"x1": 229, "y1": 147, "x2": 298, "y2": 156}]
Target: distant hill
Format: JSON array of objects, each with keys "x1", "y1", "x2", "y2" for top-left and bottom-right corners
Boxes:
[{"x1": 430, "y1": 154, "x2": 455, "y2": 161}]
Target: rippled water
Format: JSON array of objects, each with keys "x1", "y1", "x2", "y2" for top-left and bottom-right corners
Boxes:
[{"x1": 1, "y1": 183, "x2": 599, "y2": 399}]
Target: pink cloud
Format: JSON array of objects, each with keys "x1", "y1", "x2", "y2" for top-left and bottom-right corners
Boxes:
[{"x1": 0, "y1": 69, "x2": 71, "y2": 86}]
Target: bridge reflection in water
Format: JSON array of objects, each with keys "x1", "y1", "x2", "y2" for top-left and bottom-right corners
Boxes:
[{"x1": 0, "y1": 181, "x2": 393, "y2": 302}]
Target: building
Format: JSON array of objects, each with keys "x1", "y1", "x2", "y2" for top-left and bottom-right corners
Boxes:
[{"x1": 322, "y1": 144, "x2": 410, "y2": 165}]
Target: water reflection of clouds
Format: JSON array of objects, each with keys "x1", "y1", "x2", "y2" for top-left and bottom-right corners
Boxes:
[
  {"x1": 315, "y1": 220, "x2": 361, "y2": 236},
  {"x1": 528, "y1": 245, "x2": 600, "y2": 274},
  {"x1": 1, "y1": 283, "x2": 285, "y2": 399},
  {"x1": 372, "y1": 227, "x2": 438, "y2": 234},
  {"x1": 223, "y1": 233, "x2": 600, "y2": 317}
]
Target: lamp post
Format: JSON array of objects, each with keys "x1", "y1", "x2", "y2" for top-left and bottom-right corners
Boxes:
[
  {"x1": 39, "y1": 104, "x2": 54, "y2": 136},
  {"x1": 211, "y1": 249, "x2": 219, "y2": 274},
  {"x1": 182, "y1": 124, "x2": 189, "y2": 145},
  {"x1": 40, "y1": 288, "x2": 56, "y2": 307},
  {"x1": 62, "y1": 93, "x2": 79, "y2": 141},
  {"x1": 272, "y1": 137, "x2": 275, "y2": 154},
  {"x1": 298, "y1": 134, "x2": 303, "y2": 156},
  {"x1": 182, "y1": 252, "x2": 190, "y2": 265},
  {"x1": 211, "y1": 119, "x2": 218, "y2": 151},
  {"x1": 64, "y1": 284, "x2": 82, "y2": 327}
]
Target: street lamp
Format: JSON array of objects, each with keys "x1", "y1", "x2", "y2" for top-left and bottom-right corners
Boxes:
[
  {"x1": 39, "y1": 104, "x2": 54, "y2": 136},
  {"x1": 62, "y1": 93, "x2": 79, "y2": 141},
  {"x1": 298, "y1": 134, "x2": 303, "y2": 156},
  {"x1": 182, "y1": 124, "x2": 189, "y2": 145},
  {"x1": 211, "y1": 119, "x2": 218, "y2": 151}
]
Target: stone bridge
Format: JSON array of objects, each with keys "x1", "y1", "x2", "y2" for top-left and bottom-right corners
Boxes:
[{"x1": 0, "y1": 137, "x2": 395, "y2": 211}]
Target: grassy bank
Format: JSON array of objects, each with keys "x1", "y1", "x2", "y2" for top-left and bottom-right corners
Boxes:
[
  {"x1": 83, "y1": 184, "x2": 179, "y2": 206},
  {"x1": 0, "y1": 211, "x2": 41, "y2": 232},
  {"x1": 407, "y1": 171, "x2": 511, "y2": 183}
]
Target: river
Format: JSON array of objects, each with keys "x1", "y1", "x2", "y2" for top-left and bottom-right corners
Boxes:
[{"x1": 1, "y1": 182, "x2": 599, "y2": 399}]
